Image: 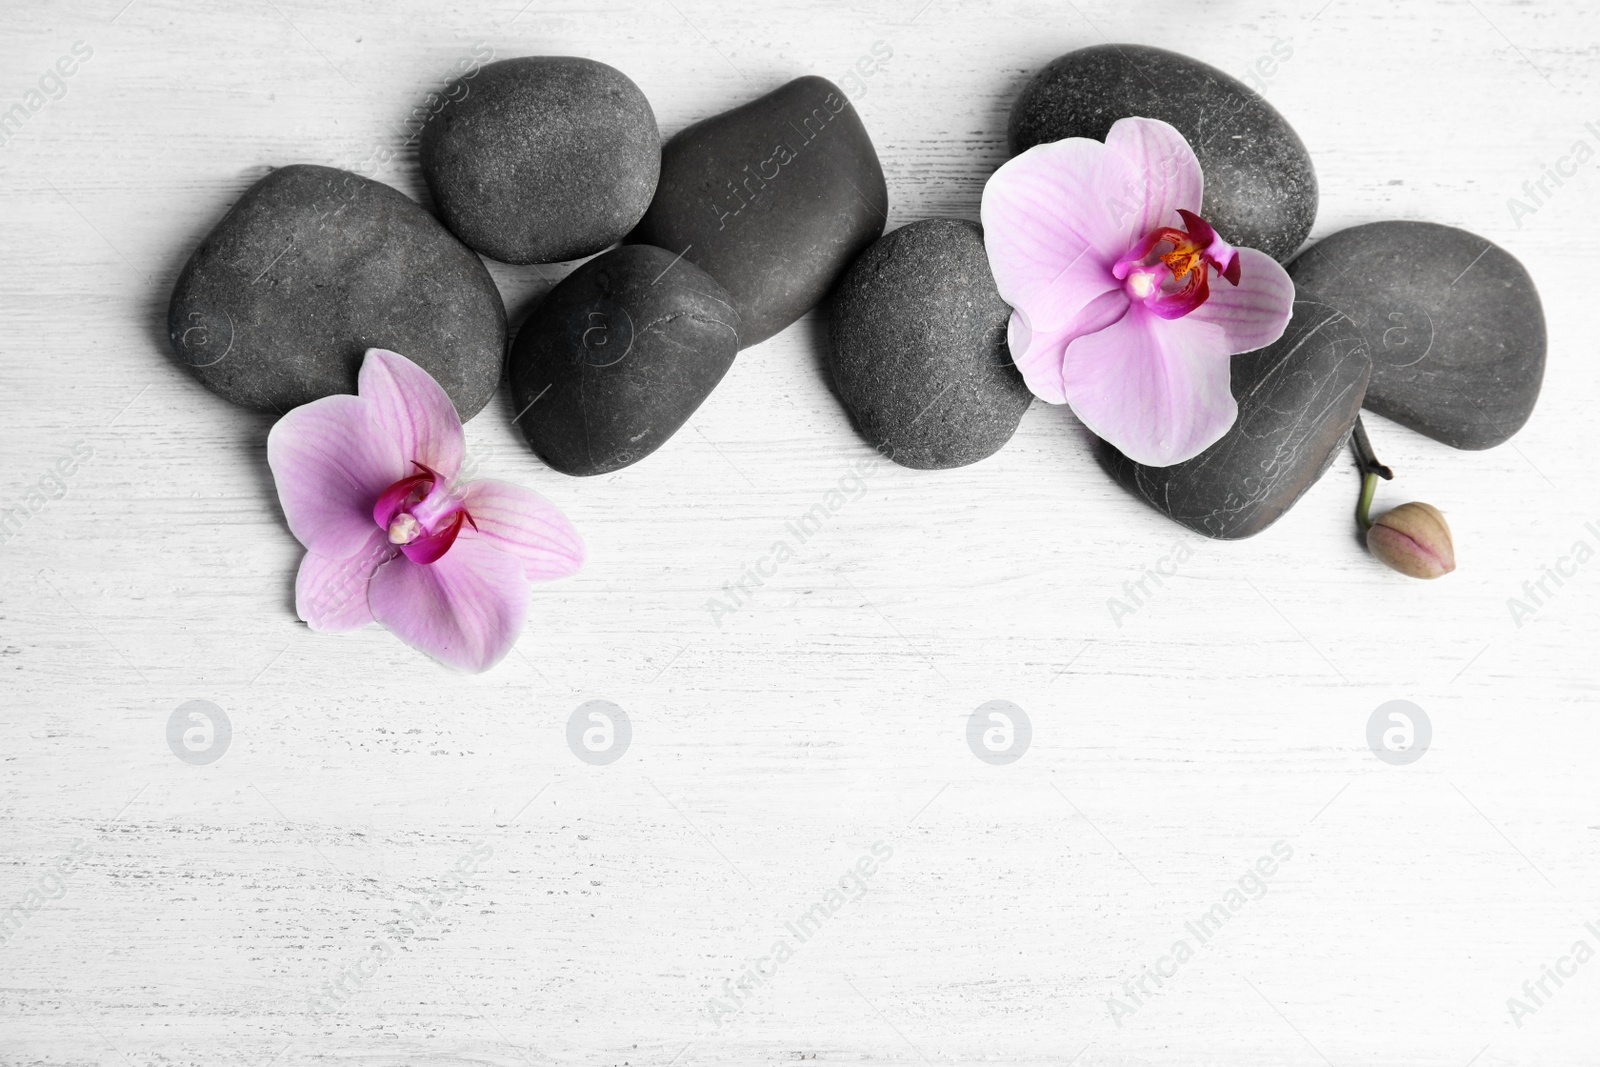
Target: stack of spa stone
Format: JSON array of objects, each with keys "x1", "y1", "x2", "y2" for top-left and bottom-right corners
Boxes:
[
  {"x1": 169, "y1": 46, "x2": 1543, "y2": 540},
  {"x1": 170, "y1": 58, "x2": 886, "y2": 477},
  {"x1": 827, "y1": 45, "x2": 1544, "y2": 539}
]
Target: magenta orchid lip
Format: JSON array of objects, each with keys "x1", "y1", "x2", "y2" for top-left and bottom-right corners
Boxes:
[
  {"x1": 372, "y1": 462, "x2": 480, "y2": 565},
  {"x1": 1111, "y1": 208, "x2": 1242, "y2": 321}
]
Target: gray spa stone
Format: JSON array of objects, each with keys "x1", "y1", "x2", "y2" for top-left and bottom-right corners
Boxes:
[
  {"x1": 168, "y1": 164, "x2": 505, "y2": 418},
  {"x1": 829, "y1": 219, "x2": 1031, "y2": 469},
  {"x1": 509, "y1": 244, "x2": 740, "y2": 476},
  {"x1": 1009, "y1": 44, "x2": 1317, "y2": 263},
  {"x1": 1286, "y1": 220, "x2": 1545, "y2": 449},
  {"x1": 419, "y1": 56, "x2": 661, "y2": 265},
  {"x1": 630, "y1": 75, "x2": 888, "y2": 347},
  {"x1": 1097, "y1": 300, "x2": 1372, "y2": 539}
]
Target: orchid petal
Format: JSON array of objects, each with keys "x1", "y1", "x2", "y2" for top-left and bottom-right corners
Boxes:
[
  {"x1": 1007, "y1": 312, "x2": 1067, "y2": 405},
  {"x1": 1185, "y1": 248, "x2": 1295, "y2": 354},
  {"x1": 1177, "y1": 208, "x2": 1242, "y2": 286},
  {"x1": 267, "y1": 394, "x2": 404, "y2": 559},
  {"x1": 981, "y1": 138, "x2": 1125, "y2": 333},
  {"x1": 1061, "y1": 304, "x2": 1238, "y2": 467},
  {"x1": 294, "y1": 529, "x2": 396, "y2": 632},
  {"x1": 1007, "y1": 292, "x2": 1129, "y2": 405},
  {"x1": 359, "y1": 349, "x2": 465, "y2": 482},
  {"x1": 1175, "y1": 208, "x2": 1216, "y2": 247},
  {"x1": 1102, "y1": 117, "x2": 1204, "y2": 242},
  {"x1": 368, "y1": 537, "x2": 531, "y2": 672},
  {"x1": 458, "y1": 480, "x2": 586, "y2": 581}
]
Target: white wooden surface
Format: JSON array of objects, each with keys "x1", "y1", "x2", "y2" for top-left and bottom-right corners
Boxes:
[{"x1": 2, "y1": 1, "x2": 1597, "y2": 1064}]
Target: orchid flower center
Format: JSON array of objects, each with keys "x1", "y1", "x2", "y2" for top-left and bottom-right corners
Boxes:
[
  {"x1": 1111, "y1": 208, "x2": 1243, "y2": 321},
  {"x1": 371, "y1": 462, "x2": 476, "y2": 565},
  {"x1": 387, "y1": 512, "x2": 422, "y2": 545}
]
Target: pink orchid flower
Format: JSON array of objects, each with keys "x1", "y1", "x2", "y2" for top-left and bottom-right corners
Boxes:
[
  {"x1": 267, "y1": 349, "x2": 584, "y2": 672},
  {"x1": 981, "y1": 116, "x2": 1296, "y2": 467}
]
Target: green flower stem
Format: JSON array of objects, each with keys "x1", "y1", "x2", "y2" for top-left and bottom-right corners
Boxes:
[
  {"x1": 1349, "y1": 415, "x2": 1393, "y2": 533},
  {"x1": 1356, "y1": 470, "x2": 1379, "y2": 531}
]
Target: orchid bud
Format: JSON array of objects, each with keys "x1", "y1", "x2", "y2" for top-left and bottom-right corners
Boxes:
[{"x1": 1366, "y1": 502, "x2": 1456, "y2": 580}]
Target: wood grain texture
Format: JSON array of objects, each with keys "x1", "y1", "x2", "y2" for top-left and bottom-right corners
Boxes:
[{"x1": 1, "y1": 1, "x2": 1597, "y2": 1064}]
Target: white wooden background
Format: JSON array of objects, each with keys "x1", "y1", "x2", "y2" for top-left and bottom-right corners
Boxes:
[{"x1": 2, "y1": 1, "x2": 1597, "y2": 1064}]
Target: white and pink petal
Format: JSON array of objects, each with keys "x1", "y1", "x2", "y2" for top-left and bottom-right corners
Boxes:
[
  {"x1": 1006, "y1": 292, "x2": 1129, "y2": 405},
  {"x1": 458, "y1": 480, "x2": 585, "y2": 581},
  {"x1": 1060, "y1": 304, "x2": 1239, "y2": 468},
  {"x1": 981, "y1": 137, "x2": 1128, "y2": 332},
  {"x1": 1185, "y1": 247, "x2": 1296, "y2": 354},
  {"x1": 1100, "y1": 117, "x2": 1205, "y2": 242},
  {"x1": 367, "y1": 537, "x2": 531, "y2": 673},
  {"x1": 294, "y1": 529, "x2": 396, "y2": 632},
  {"x1": 358, "y1": 348, "x2": 465, "y2": 482},
  {"x1": 267, "y1": 394, "x2": 404, "y2": 559}
]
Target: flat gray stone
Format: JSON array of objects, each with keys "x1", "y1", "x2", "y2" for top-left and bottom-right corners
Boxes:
[
  {"x1": 1097, "y1": 301, "x2": 1371, "y2": 540},
  {"x1": 1287, "y1": 221, "x2": 1545, "y2": 449},
  {"x1": 1009, "y1": 44, "x2": 1317, "y2": 263},
  {"x1": 420, "y1": 56, "x2": 660, "y2": 265},
  {"x1": 168, "y1": 164, "x2": 505, "y2": 418},
  {"x1": 630, "y1": 75, "x2": 888, "y2": 347},
  {"x1": 829, "y1": 219, "x2": 1030, "y2": 469},
  {"x1": 509, "y1": 245, "x2": 740, "y2": 476}
]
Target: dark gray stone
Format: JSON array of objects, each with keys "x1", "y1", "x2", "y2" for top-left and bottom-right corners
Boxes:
[
  {"x1": 168, "y1": 164, "x2": 505, "y2": 418},
  {"x1": 829, "y1": 219, "x2": 1030, "y2": 469},
  {"x1": 1097, "y1": 301, "x2": 1371, "y2": 540},
  {"x1": 1009, "y1": 44, "x2": 1317, "y2": 263},
  {"x1": 419, "y1": 56, "x2": 660, "y2": 265},
  {"x1": 1286, "y1": 221, "x2": 1545, "y2": 449},
  {"x1": 509, "y1": 245, "x2": 740, "y2": 476},
  {"x1": 630, "y1": 75, "x2": 888, "y2": 347}
]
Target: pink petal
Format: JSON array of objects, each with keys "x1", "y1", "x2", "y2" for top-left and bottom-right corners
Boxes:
[
  {"x1": 368, "y1": 537, "x2": 531, "y2": 672},
  {"x1": 267, "y1": 394, "x2": 404, "y2": 559},
  {"x1": 458, "y1": 480, "x2": 586, "y2": 581},
  {"x1": 295, "y1": 529, "x2": 396, "y2": 632},
  {"x1": 981, "y1": 137, "x2": 1125, "y2": 333},
  {"x1": 1185, "y1": 248, "x2": 1296, "y2": 353},
  {"x1": 1061, "y1": 304, "x2": 1238, "y2": 467},
  {"x1": 359, "y1": 349, "x2": 465, "y2": 481},
  {"x1": 1007, "y1": 292, "x2": 1129, "y2": 405},
  {"x1": 1101, "y1": 117, "x2": 1204, "y2": 243},
  {"x1": 1175, "y1": 208, "x2": 1217, "y2": 247}
]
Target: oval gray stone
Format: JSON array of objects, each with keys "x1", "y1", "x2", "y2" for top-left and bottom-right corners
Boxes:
[
  {"x1": 168, "y1": 164, "x2": 505, "y2": 418},
  {"x1": 420, "y1": 56, "x2": 661, "y2": 265},
  {"x1": 509, "y1": 245, "x2": 740, "y2": 476},
  {"x1": 630, "y1": 75, "x2": 888, "y2": 347},
  {"x1": 1286, "y1": 221, "x2": 1545, "y2": 449},
  {"x1": 1097, "y1": 301, "x2": 1372, "y2": 540},
  {"x1": 829, "y1": 219, "x2": 1030, "y2": 469},
  {"x1": 1009, "y1": 44, "x2": 1317, "y2": 263}
]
